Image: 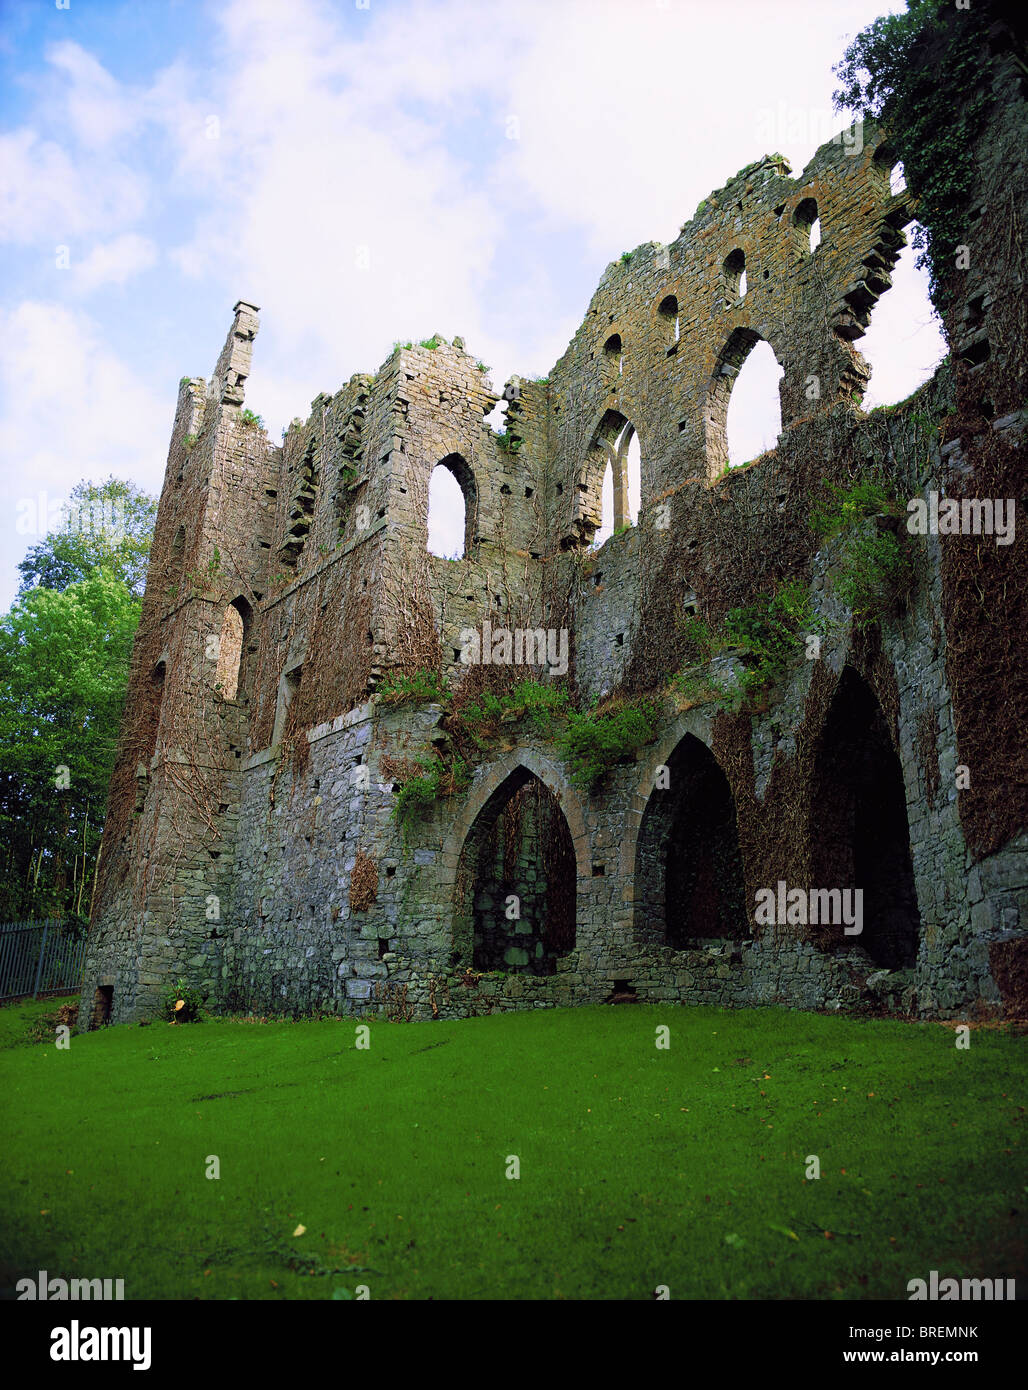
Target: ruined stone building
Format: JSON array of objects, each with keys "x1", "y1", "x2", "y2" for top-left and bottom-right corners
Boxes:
[{"x1": 80, "y1": 32, "x2": 1027, "y2": 1029}]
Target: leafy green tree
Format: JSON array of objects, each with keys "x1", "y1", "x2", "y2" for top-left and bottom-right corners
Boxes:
[
  {"x1": 0, "y1": 470, "x2": 161, "y2": 925},
  {"x1": 18, "y1": 477, "x2": 157, "y2": 598},
  {"x1": 0, "y1": 570, "x2": 141, "y2": 921}
]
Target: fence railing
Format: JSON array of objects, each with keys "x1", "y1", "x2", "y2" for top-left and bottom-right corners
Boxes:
[{"x1": 0, "y1": 920, "x2": 89, "y2": 1003}]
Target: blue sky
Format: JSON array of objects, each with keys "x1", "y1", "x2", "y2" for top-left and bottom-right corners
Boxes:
[{"x1": 0, "y1": 0, "x2": 945, "y2": 603}]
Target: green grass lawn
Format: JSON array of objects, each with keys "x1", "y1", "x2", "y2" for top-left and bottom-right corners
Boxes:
[{"x1": 0, "y1": 997, "x2": 1024, "y2": 1300}]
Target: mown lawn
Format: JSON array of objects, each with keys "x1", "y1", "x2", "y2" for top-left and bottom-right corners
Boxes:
[{"x1": 0, "y1": 997, "x2": 1024, "y2": 1300}]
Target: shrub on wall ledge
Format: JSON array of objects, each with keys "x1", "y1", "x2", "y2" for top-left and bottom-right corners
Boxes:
[
  {"x1": 810, "y1": 473, "x2": 915, "y2": 631},
  {"x1": 556, "y1": 697, "x2": 660, "y2": 791}
]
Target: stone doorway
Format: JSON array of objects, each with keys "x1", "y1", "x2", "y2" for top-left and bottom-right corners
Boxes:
[
  {"x1": 456, "y1": 768, "x2": 576, "y2": 975},
  {"x1": 811, "y1": 667, "x2": 921, "y2": 969},
  {"x1": 634, "y1": 734, "x2": 747, "y2": 947}
]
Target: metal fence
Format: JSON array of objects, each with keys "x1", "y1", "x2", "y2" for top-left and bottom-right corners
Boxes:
[{"x1": 0, "y1": 920, "x2": 89, "y2": 1003}]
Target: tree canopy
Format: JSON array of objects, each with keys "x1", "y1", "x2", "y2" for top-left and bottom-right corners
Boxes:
[
  {"x1": 1, "y1": 477, "x2": 156, "y2": 924},
  {"x1": 18, "y1": 477, "x2": 158, "y2": 599}
]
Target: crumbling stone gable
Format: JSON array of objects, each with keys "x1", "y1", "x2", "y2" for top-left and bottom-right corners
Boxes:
[{"x1": 79, "y1": 34, "x2": 1027, "y2": 1030}]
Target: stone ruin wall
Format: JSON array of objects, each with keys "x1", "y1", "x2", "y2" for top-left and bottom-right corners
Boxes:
[{"x1": 79, "y1": 47, "x2": 1028, "y2": 1030}]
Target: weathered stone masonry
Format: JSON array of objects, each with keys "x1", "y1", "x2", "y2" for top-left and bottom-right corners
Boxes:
[{"x1": 80, "y1": 46, "x2": 1027, "y2": 1029}]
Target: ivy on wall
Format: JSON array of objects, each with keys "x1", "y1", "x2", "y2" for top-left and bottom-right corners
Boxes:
[{"x1": 833, "y1": 0, "x2": 1000, "y2": 309}]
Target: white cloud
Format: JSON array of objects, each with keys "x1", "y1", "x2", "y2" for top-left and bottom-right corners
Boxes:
[
  {"x1": 0, "y1": 302, "x2": 168, "y2": 594},
  {"x1": 71, "y1": 233, "x2": 159, "y2": 294},
  {"x1": 0, "y1": 127, "x2": 146, "y2": 244},
  {"x1": 47, "y1": 40, "x2": 139, "y2": 149}
]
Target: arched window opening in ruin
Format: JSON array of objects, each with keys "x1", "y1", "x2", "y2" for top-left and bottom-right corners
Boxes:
[
  {"x1": 427, "y1": 452, "x2": 476, "y2": 560},
  {"x1": 603, "y1": 333, "x2": 623, "y2": 376},
  {"x1": 793, "y1": 197, "x2": 821, "y2": 254},
  {"x1": 633, "y1": 734, "x2": 747, "y2": 949},
  {"x1": 658, "y1": 294, "x2": 680, "y2": 350},
  {"x1": 890, "y1": 161, "x2": 907, "y2": 195},
  {"x1": 214, "y1": 597, "x2": 252, "y2": 702},
  {"x1": 454, "y1": 768, "x2": 577, "y2": 976},
  {"x1": 723, "y1": 248, "x2": 746, "y2": 301},
  {"x1": 588, "y1": 415, "x2": 641, "y2": 548},
  {"x1": 810, "y1": 667, "x2": 920, "y2": 970},
  {"x1": 857, "y1": 222, "x2": 947, "y2": 411},
  {"x1": 597, "y1": 460, "x2": 615, "y2": 547},
  {"x1": 706, "y1": 328, "x2": 783, "y2": 475}
]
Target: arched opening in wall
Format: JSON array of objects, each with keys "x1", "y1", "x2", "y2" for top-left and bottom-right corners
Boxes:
[
  {"x1": 810, "y1": 667, "x2": 920, "y2": 970},
  {"x1": 706, "y1": 328, "x2": 783, "y2": 475},
  {"x1": 723, "y1": 248, "x2": 746, "y2": 302},
  {"x1": 214, "y1": 597, "x2": 252, "y2": 702},
  {"x1": 586, "y1": 413, "x2": 641, "y2": 548},
  {"x1": 455, "y1": 768, "x2": 577, "y2": 975},
  {"x1": 598, "y1": 459, "x2": 615, "y2": 546},
  {"x1": 603, "y1": 332, "x2": 623, "y2": 377},
  {"x1": 658, "y1": 294, "x2": 680, "y2": 352},
  {"x1": 633, "y1": 734, "x2": 747, "y2": 948},
  {"x1": 427, "y1": 452, "x2": 476, "y2": 559},
  {"x1": 793, "y1": 197, "x2": 821, "y2": 254},
  {"x1": 857, "y1": 221, "x2": 947, "y2": 410},
  {"x1": 89, "y1": 985, "x2": 113, "y2": 1029},
  {"x1": 890, "y1": 162, "x2": 907, "y2": 195}
]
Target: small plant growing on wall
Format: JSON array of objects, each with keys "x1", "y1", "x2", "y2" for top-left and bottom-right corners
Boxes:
[
  {"x1": 186, "y1": 547, "x2": 222, "y2": 593},
  {"x1": 556, "y1": 696, "x2": 660, "y2": 791},
  {"x1": 390, "y1": 753, "x2": 471, "y2": 839},
  {"x1": 810, "y1": 472, "x2": 914, "y2": 631},
  {"x1": 376, "y1": 668, "x2": 449, "y2": 705},
  {"x1": 453, "y1": 680, "x2": 570, "y2": 750},
  {"x1": 671, "y1": 581, "x2": 819, "y2": 714}
]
